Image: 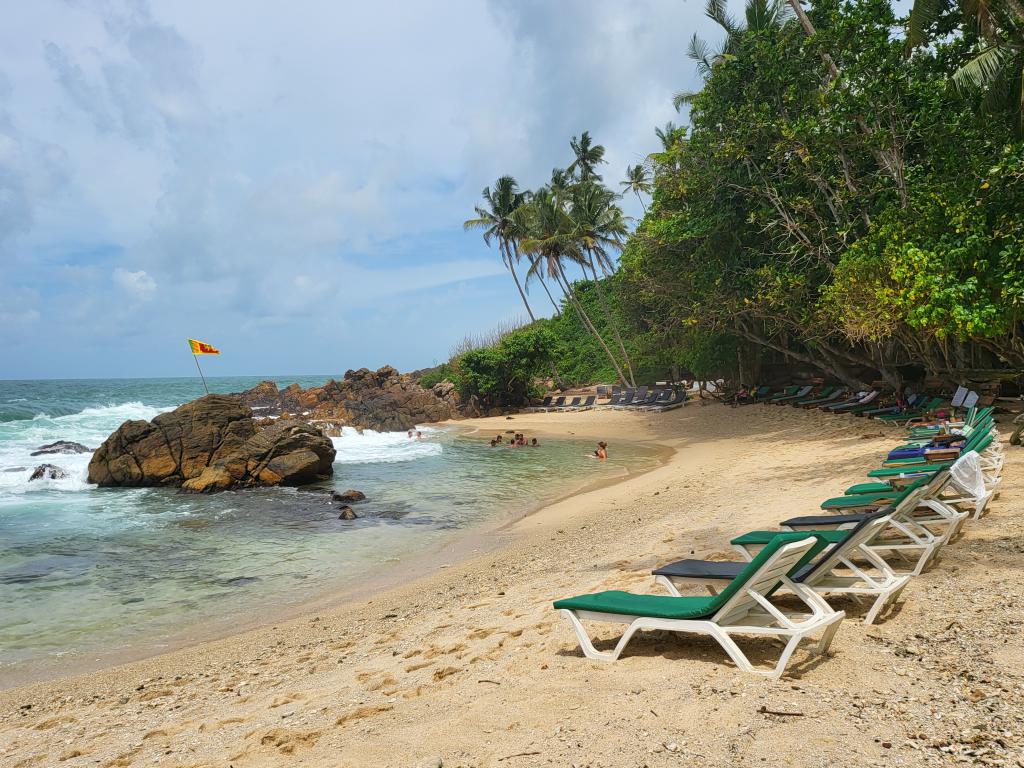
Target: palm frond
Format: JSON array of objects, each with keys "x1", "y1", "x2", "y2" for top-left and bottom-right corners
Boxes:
[{"x1": 953, "y1": 42, "x2": 1014, "y2": 91}]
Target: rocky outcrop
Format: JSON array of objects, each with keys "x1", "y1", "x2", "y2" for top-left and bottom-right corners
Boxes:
[
  {"x1": 29, "y1": 464, "x2": 69, "y2": 481},
  {"x1": 235, "y1": 366, "x2": 459, "y2": 432},
  {"x1": 31, "y1": 441, "x2": 92, "y2": 456},
  {"x1": 87, "y1": 395, "x2": 335, "y2": 492}
]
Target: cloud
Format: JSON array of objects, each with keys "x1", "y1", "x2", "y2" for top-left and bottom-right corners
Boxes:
[
  {"x1": 0, "y1": 0, "x2": 735, "y2": 378},
  {"x1": 112, "y1": 267, "x2": 156, "y2": 300}
]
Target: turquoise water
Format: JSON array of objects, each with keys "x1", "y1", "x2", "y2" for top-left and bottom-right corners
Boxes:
[{"x1": 0, "y1": 377, "x2": 661, "y2": 682}]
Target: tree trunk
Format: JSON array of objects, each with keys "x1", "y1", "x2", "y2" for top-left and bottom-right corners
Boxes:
[
  {"x1": 586, "y1": 251, "x2": 636, "y2": 387},
  {"x1": 555, "y1": 264, "x2": 629, "y2": 386},
  {"x1": 502, "y1": 239, "x2": 535, "y2": 322}
]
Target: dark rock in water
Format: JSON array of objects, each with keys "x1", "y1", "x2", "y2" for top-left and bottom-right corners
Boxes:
[
  {"x1": 87, "y1": 394, "x2": 335, "y2": 492},
  {"x1": 333, "y1": 489, "x2": 366, "y2": 503},
  {"x1": 224, "y1": 576, "x2": 260, "y2": 587},
  {"x1": 338, "y1": 506, "x2": 358, "y2": 520},
  {"x1": 31, "y1": 440, "x2": 91, "y2": 456},
  {"x1": 235, "y1": 365, "x2": 460, "y2": 432},
  {"x1": 29, "y1": 464, "x2": 69, "y2": 481}
]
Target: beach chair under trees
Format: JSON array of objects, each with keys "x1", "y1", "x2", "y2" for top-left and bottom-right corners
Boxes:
[{"x1": 553, "y1": 534, "x2": 844, "y2": 678}]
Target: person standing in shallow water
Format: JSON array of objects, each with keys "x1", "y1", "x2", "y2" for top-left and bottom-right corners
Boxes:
[{"x1": 593, "y1": 441, "x2": 608, "y2": 459}]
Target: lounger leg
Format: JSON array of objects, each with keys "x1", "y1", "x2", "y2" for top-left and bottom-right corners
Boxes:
[
  {"x1": 862, "y1": 579, "x2": 910, "y2": 625},
  {"x1": 559, "y1": 610, "x2": 642, "y2": 662},
  {"x1": 815, "y1": 620, "x2": 841, "y2": 656}
]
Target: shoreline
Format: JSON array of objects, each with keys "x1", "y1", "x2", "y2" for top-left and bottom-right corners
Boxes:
[
  {"x1": 2, "y1": 404, "x2": 1019, "y2": 767},
  {"x1": 0, "y1": 417, "x2": 674, "y2": 690}
]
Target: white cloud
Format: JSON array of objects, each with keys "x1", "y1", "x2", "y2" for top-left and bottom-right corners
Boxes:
[{"x1": 112, "y1": 267, "x2": 156, "y2": 299}]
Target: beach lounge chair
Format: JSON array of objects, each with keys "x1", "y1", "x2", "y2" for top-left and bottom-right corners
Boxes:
[
  {"x1": 563, "y1": 396, "x2": 582, "y2": 408},
  {"x1": 857, "y1": 393, "x2": 925, "y2": 418},
  {"x1": 647, "y1": 390, "x2": 686, "y2": 412},
  {"x1": 798, "y1": 388, "x2": 847, "y2": 409},
  {"x1": 827, "y1": 390, "x2": 880, "y2": 413},
  {"x1": 873, "y1": 395, "x2": 943, "y2": 424},
  {"x1": 770, "y1": 385, "x2": 813, "y2": 405},
  {"x1": 550, "y1": 396, "x2": 566, "y2": 409},
  {"x1": 655, "y1": 511, "x2": 910, "y2": 624},
  {"x1": 791, "y1": 385, "x2": 833, "y2": 406},
  {"x1": 750, "y1": 385, "x2": 772, "y2": 401},
  {"x1": 572, "y1": 395, "x2": 596, "y2": 410},
  {"x1": 527, "y1": 396, "x2": 552, "y2": 412},
  {"x1": 553, "y1": 533, "x2": 844, "y2": 678},
  {"x1": 766, "y1": 385, "x2": 803, "y2": 404},
  {"x1": 820, "y1": 390, "x2": 868, "y2": 411},
  {"x1": 613, "y1": 388, "x2": 637, "y2": 406}
]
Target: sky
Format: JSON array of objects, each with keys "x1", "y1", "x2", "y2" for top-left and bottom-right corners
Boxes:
[{"x1": 0, "y1": 0, "x2": 733, "y2": 379}]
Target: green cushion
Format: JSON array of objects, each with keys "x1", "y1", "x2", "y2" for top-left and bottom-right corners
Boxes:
[
  {"x1": 845, "y1": 481, "x2": 892, "y2": 494},
  {"x1": 730, "y1": 529, "x2": 847, "y2": 546},
  {"x1": 821, "y1": 492, "x2": 896, "y2": 509},
  {"x1": 553, "y1": 532, "x2": 825, "y2": 620},
  {"x1": 553, "y1": 591, "x2": 720, "y2": 619}
]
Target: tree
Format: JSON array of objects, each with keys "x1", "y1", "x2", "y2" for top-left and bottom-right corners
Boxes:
[
  {"x1": 907, "y1": 0, "x2": 1024, "y2": 132},
  {"x1": 567, "y1": 131, "x2": 606, "y2": 182},
  {"x1": 621, "y1": 164, "x2": 652, "y2": 211},
  {"x1": 463, "y1": 176, "x2": 536, "y2": 321},
  {"x1": 569, "y1": 181, "x2": 637, "y2": 386},
  {"x1": 519, "y1": 188, "x2": 631, "y2": 385}
]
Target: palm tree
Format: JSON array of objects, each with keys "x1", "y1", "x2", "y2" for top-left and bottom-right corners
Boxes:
[
  {"x1": 567, "y1": 131, "x2": 606, "y2": 182},
  {"x1": 654, "y1": 122, "x2": 684, "y2": 151},
  {"x1": 907, "y1": 0, "x2": 1024, "y2": 131},
  {"x1": 621, "y1": 164, "x2": 652, "y2": 211},
  {"x1": 463, "y1": 176, "x2": 536, "y2": 321},
  {"x1": 673, "y1": 0, "x2": 795, "y2": 110},
  {"x1": 569, "y1": 182, "x2": 636, "y2": 386},
  {"x1": 519, "y1": 188, "x2": 630, "y2": 385}
]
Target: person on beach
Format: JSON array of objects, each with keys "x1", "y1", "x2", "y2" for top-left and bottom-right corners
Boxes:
[{"x1": 593, "y1": 441, "x2": 608, "y2": 459}]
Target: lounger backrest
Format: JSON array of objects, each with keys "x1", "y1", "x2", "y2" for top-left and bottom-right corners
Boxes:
[
  {"x1": 635, "y1": 386, "x2": 649, "y2": 400},
  {"x1": 859, "y1": 390, "x2": 879, "y2": 404},
  {"x1": 581, "y1": 396, "x2": 595, "y2": 406},
  {"x1": 817, "y1": 386, "x2": 834, "y2": 398},
  {"x1": 962, "y1": 391, "x2": 980, "y2": 409},
  {"x1": 567, "y1": 396, "x2": 581, "y2": 407},
  {"x1": 712, "y1": 536, "x2": 826, "y2": 625},
  {"x1": 796, "y1": 385, "x2": 812, "y2": 397},
  {"x1": 553, "y1": 396, "x2": 566, "y2": 407},
  {"x1": 798, "y1": 510, "x2": 895, "y2": 584},
  {"x1": 972, "y1": 406, "x2": 993, "y2": 425},
  {"x1": 950, "y1": 386, "x2": 969, "y2": 407},
  {"x1": 540, "y1": 396, "x2": 552, "y2": 407}
]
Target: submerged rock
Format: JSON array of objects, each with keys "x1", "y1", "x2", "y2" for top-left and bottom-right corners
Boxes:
[
  {"x1": 29, "y1": 464, "x2": 69, "y2": 481},
  {"x1": 333, "y1": 489, "x2": 366, "y2": 503},
  {"x1": 31, "y1": 440, "x2": 92, "y2": 456},
  {"x1": 338, "y1": 506, "x2": 358, "y2": 520},
  {"x1": 87, "y1": 394, "x2": 335, "y2": 492}
]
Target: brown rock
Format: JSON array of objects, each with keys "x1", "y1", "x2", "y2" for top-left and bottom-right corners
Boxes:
[
  {"x1": 333, "y1": 489, "x2": 366, "y2": 503},
  {"x1": 29, "y1": 464, "x2": 70, "y2": 481},
  {"x1": 87, "y1": 395, "x2": 335, "y2": 492},
  {"x1": 338, "y1": 506, "x2": 358, "y2": 520}
]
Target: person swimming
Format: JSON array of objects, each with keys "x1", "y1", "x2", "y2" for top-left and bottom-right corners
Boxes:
[
  {"x1": 593, "y1": 441, "x2": 608, "y2": 459},
  {"x1": 407, "y1": 430, "x2": 414, "y2": 438},
  {"x1": 415, "y1": 430, "x2": 423, "y2": 440},
  {"x1": 530, "y1": 437, "x2": 539, "y2": 447}
]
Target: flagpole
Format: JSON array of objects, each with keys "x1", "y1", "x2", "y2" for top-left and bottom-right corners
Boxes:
[{"x1": 193, "y1": 353, "x2": 209, "y2": 395}]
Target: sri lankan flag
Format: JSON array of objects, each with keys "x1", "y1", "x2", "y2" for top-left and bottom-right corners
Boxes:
[{"x1": 188, "y1": 338, "x2": 220, "y2": 355}]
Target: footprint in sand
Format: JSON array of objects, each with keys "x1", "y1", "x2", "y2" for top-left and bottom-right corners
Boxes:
[
  {"x1": 258, "y1": 727, "x2": 322, "y2": 755},
  {"x1": 269, "y1": 691, "x2": 307, "y2": 708}
]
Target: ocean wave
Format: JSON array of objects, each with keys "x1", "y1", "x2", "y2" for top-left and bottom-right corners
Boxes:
[{"x1": 331, "y1": 426, "x2": 443, "y2": 464}]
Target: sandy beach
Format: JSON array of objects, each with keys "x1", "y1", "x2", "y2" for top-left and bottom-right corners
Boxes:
[{"x1": 1, "y1": 402, "x2": 1021, "y2": 767}]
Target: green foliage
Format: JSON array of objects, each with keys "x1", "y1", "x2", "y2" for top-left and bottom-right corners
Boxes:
[{"x1": 451, "y1": 324, "x2": 557, "y2": 407}]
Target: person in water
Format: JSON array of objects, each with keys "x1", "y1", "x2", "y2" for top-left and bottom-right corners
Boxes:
[
  {"x1": 489, "y1": 439, "x2": 498, "y2": 447},
  {"x1": 594, "y1": 441, "x2": 608, "y2": 459},
  {"x1": 530, "y1": 437, "x2": 539, "y2": 447},
  {"x1": 415, "y1": 430, "x2": 423, "y2": 440},
  {"x1": 407, "y1": 430, "x2": 414, "y2": 438}
]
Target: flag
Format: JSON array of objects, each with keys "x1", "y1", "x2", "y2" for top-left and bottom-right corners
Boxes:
[{"x1": 188, "y1": 338, "x2": 220, "y2": 355}]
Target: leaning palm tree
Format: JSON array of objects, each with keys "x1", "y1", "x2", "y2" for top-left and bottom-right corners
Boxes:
[
  {"x1": 519, "y1": 188, "x2": 630, "y2": 385},
  {"x1": 569, "y1": 182, "x2": 636, "y2": 386},
  {"x1": 621, "y1": 164, "x2": 652, "y2": 211},
  {"x1": 464, "y1": 176, "x2": 535, "y2": 321},
  {"x1": 567, "y1": 131, "x2": 606, "y2": 182},
  {"x1": 907, "y1": 0, "x2": 1024, "y2": 131}
]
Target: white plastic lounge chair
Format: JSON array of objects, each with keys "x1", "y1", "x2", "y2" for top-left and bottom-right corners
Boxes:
[
  {"x1": 656, "y1": 512, "x2": 910, "y2": 625},
  {"x1": 553, "y1": 534, "x2": 845, "y2": 679}
]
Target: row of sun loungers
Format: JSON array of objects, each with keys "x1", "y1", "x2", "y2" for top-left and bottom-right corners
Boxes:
[
  {"x1": 553, "y1": 406, "x2": 1002, "y2": 679},
  {"x1": 525, "y1": 386, "x2": 686, "y2": 413},
  {"x1": 745, "y1": 382, "x2": 987, "y2": 426}
]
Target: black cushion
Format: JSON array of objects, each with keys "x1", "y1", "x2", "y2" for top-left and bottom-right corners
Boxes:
[
  {"x1": 779, "y1": 512, "x2": 869, "y2": 527},
  {"x1": 652, "y1": 558, "x2": 746, "y2": 580}
]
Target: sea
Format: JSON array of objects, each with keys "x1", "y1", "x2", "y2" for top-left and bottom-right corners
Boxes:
[{"x1": 0, "y1": 376, "x2": 662, "y2": 684}]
